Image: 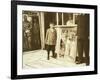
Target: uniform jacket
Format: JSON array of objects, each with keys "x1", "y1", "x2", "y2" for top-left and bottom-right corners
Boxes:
[{"x1": 45, "y1": 28, "x2": 57, "y2": 45}]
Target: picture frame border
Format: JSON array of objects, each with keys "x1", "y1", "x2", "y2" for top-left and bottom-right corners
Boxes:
[{"x1": 11, "y1": 0, "x2": 98, "y2": 79}]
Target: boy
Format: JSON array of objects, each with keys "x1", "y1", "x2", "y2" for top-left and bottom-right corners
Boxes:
[{"x1": 45, "y1": 23, "x2": 57, "y2": 60}]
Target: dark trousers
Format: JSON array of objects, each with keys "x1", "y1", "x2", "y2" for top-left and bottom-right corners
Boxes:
[
  {"x1": 46, "y1": 45, "x2": 55, "y2": 60},
  {"x1": 77, "y1": 38, "x2": 89, "y2": 64}
]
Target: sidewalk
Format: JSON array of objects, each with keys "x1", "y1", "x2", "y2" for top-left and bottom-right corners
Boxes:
[{"x1": 23, "y1": 50, "x2": 86, "y2": 69}]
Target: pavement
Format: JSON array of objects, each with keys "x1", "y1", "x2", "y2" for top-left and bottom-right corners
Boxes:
[{"x1": 23, "y1": 50, "x2": 86, "y2": 69}]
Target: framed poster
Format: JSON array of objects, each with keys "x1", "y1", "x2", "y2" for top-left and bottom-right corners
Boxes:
[{"x1": 11, "y1": 0, "x2": 97, "y2": 79}]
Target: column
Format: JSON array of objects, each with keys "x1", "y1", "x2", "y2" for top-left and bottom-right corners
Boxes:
[
  {"x1": 55, "y1": 13, "x2": 61, "y2": 55},
  {"x1": 39, "y1": 12, "x2": 45, "y2": 49},
  {"x1": 73, "y1": 13, "x2": 75, "y2": 24}
]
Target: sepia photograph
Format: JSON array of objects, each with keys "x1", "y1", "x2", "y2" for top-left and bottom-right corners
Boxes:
[
  {"x1": 22, "y1": 11, "x2": 90, "y2": 69},
  {"x1": 11, "y1": 1, "x2": 97, "y2": 79}
]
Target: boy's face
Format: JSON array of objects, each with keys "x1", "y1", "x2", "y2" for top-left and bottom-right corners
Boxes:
[{"x1": 50, "y1": 23, "x2": 54, "y2": 28}]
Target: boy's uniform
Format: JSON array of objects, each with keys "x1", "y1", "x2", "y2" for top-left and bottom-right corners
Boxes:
[{"x1": 45, "y1": 28, "x2": 57, "y2": 60}]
